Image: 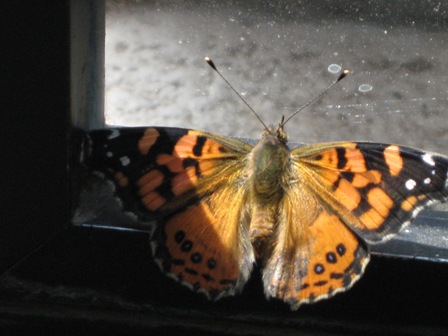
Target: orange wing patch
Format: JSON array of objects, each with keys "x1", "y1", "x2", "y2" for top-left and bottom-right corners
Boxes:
[
  {"x1": 305, "y1": 144, "x2": 367, "y2": 172},
  {"x1": 174, "y1": 131, "x2": 231, "y2": 158},
  {"x1": 135, "y1": 131, "x2": 248, "y2": 214},
  {"x1": 293, "y1": 212, "x2": 369, "y2": 306},
  {"x1": 383, "y1": 145, "x2": 403, "y2": 176},
  {"x1": 138, "y1": 127, "x2": 160, "y2": 155},
  {"x1": 114, "y1": 171, "x2": 129, "y2": 187},
  {"x1": 153, "y1": 203, "x2": 241, "y2": 296},
  {"x1": 332, "y1": 176, "x2": 362, "y2": 211},
  {"x1": 263, "y1": 195, "x2": 369, "y2": 308},
  {"x1": 359, "y1": 187, "x2": 394, "y2": 230}
]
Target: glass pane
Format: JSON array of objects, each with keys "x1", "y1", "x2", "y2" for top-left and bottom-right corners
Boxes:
[{"x1": 105, "y1": 0, "x2": 447, "y2": 153}]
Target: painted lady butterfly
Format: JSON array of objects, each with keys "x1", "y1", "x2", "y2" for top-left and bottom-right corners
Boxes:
[{"x1": 85, "y1": 62, "x2": 448, "y2": 309}]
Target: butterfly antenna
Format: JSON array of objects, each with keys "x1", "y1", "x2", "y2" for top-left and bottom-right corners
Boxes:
[
  {"x1": 281, "y1": 69, "x2": 350, "y2": 128},
  {"x1": 205, "y1": 57, "x2": 269, "y2": 131}
]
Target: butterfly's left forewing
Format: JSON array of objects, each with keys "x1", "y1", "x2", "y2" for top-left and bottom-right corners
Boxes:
[
  {"x1": 294, "y1": 142, "x2": 448, "y2": 243},
  {"x1": 87, "y1": 127, "x2": 255, "y2": 299}
]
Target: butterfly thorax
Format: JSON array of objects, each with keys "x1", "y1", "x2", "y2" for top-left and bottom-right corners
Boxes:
[{"x1": 248, "y1": 127, "x2": 290, "y2": 257}]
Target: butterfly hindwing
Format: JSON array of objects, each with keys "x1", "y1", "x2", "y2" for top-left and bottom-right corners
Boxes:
[{"x1": 262, "y1": 180, "x2": 370, "y2": 309}]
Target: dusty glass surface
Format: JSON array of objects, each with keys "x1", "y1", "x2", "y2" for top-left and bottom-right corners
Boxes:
[
  {"x1": 105, "y1": 0, "x2": 447, "y2": 153},
  {"x1": 85, "y1": 0, "x2": 448, "y2": 258}
]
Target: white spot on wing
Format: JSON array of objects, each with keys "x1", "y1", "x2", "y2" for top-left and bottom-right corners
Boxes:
[
  {"x1": 108, "y1": 129, "x2": 120, "y2": 140},
  {"x1": 120, "y1": 156, "x2": 130, "y2": 166},
  {"x1": 405, "y1": 179, "x2": 417, "y2": 190},
  {"x1": 106, "y1": 151, "x2": 113, "y2": 158},
  {"x1": 422, "y1": 153, "x2": 435, "y2": 166},
  {"x1": 424, "y1": 177, "x2": 431, "y2": 184}
]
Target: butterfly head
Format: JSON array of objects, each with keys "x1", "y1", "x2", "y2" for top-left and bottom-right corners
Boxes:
[{"x1": 261, "y1": 125, "x2": 288, "y2": 146}]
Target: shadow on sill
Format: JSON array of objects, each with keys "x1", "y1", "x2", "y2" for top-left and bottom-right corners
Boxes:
[{"x1": 0, "y1": 225, "x2": 447, "y2": 335}]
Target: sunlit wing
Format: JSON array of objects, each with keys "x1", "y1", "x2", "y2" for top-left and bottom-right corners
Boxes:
[
  {"x1": 87, "y1": 127, "x2": 255, "y2": 298},
  {"x1": 291, "y1": 142, "x2": 448, "y2": 243},
  {"x1": 262, "y1": 175, "x2": 369, "y2": 309}
]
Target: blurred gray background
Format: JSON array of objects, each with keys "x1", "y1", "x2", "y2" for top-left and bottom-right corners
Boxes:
[{"x1": 104, "y1": 0, "x2": 447, "y2": 153}]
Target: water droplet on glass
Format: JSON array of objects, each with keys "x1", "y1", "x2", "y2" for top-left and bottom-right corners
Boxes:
[
  {"x1": 358, "y1": 84, "x2": 373, "y2": 93},
  {"x1": 328, "y1": 64, "x2": 342, "y2": 74}
]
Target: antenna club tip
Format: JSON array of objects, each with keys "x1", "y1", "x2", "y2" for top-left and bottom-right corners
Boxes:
[
  {"x1": 205, "y1": 56, "x2": 217, "y2": 71},
  {"x1": 338, "y1": 69, "x2": 350, "y2": 81}
]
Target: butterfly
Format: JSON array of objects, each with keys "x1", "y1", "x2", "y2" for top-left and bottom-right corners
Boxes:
[
  {"x1": 85, "y1": 122, "x2": 448, "y2": 309},
  {"x1": 84, "y1": 60, "x2": 448, "y2": 309}
]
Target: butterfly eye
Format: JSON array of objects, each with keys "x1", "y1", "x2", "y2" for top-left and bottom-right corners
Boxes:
[
  {"x1": 277, "y1": 127, "x2": 288, "y2": 143},
  {"x1": 260, "y1": 129, "x2": 269, "y2": 138}
]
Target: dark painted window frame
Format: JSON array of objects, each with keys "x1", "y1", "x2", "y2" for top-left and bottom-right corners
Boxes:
[{"x1": 1, "y1": 1, "x2": 447, "y2": 335}]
